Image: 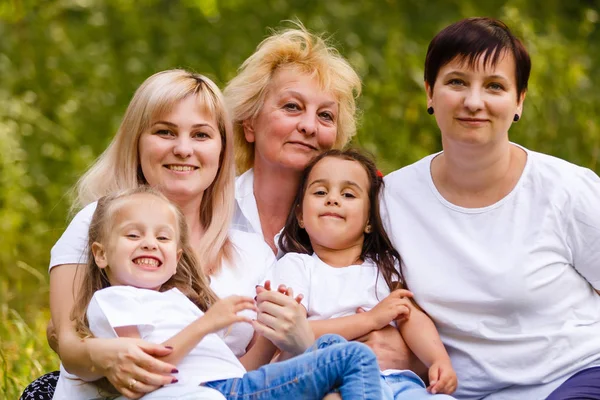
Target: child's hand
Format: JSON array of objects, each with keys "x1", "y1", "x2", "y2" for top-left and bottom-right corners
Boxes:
[
  {"x1": 427, "y1": 359, "x2": 457, "y2": 395},
  {"x1": 367, "y1": 289, "x2": 413, "y2": 330},
  {"x1": 257, "y1": 280, "x2": 304, "y2": 304},
  {"x1": 202, "y1": 296, "x2": 257, "y2": 333}
]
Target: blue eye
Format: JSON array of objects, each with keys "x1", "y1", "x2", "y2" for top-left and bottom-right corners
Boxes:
[{"x1": 488, "y1": 82, "x2": 505, "y2": 91}]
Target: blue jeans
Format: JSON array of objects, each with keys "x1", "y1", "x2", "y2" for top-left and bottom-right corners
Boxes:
[
  {"x1": 204, "y1": 334, "x2": 382, "y2": 399},
  {"x1": 381, "y1": 370, "x2": 457, "y2": 400}
]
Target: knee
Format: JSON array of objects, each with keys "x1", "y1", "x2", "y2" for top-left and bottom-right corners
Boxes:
[{"x1": 314, "y1": 333, "x2": 347, "y2": 349}]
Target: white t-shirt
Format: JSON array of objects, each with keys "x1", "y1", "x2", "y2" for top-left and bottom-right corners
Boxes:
[
  {"x1": 54, "y1": 286, "x2": 244, "y2": 400},
  {"x1": 381, "y1": 146, "x2": 600, "y2": 400},
  {"x1": 233, "y1": 169, "x2": 284, "y2": 257},
  {"x1": 49, "y1": 203, "x2": 275, "y2": 356},
  {"x1": 270, "y1": 253, "x2": 392, "y2": 321}
]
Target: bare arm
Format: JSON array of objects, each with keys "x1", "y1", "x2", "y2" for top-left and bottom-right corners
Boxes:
[
  {"x1": 238, "y1": 334, "x2": 278, "y2": 371},
  {"x1": 399, "y1": 308, "x2": 457, "y2": 394},
  {"x1": 50, "y1": 264, "x2": 176, "y2": 399}
]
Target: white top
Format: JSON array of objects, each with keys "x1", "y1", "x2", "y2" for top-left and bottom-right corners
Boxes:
[
  {"x1": 233, "y1": 168, "x2": 284, "y2": 257},
  {"x1": 270, "y1": 253, "x2": 392, "y2": 321},
  {"x1": 381, "y1": 146, "x2": 600, "y2": 400},
  {"x1": 49, "y1": 202, "x2": 275, "y2": 356},
  {"x1": 54, "y1": 287, "x2": 245, "y2": 400}
]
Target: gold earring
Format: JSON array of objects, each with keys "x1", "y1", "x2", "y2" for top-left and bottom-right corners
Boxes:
[
  {"x1": 299, "y1": 220, "x2": 305, "y2": 228},
  {"x1": 365, "y1": 225, "x2": 372, "y2": 234}
]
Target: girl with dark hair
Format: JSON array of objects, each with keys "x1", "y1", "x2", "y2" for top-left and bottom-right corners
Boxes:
[{"x1": 273, "y1": 149, "x2": 457, "y2": 399}]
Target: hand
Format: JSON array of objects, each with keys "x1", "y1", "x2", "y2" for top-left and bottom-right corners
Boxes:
[
  {"x1": 253, "y1": 280, "x2": 314, "y2": 355},
  {"x1": 202, "y1": 295, "x2": 257, "y2": 333},
  {"x1": 367, "y1": 289, "x2": 414, "y2": 330},
  {"x1": 427, "y1": 359, "x2": 457, "y2": 395},
  {"x1": 354, "y1": 323, "x2": 426, "y2": 375},
  {"x1": 87, "y1": 337, "x2": 177, "y2": 399}
]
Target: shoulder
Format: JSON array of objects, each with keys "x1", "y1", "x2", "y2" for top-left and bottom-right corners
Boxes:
[
  {"x1": 276, "y1": 252, "x2": 314, "y2": 269},
  {"x1": 384, "y1": 154, "x2": 436, "y2": 191},
  {"x1": 235, "y1": 168, "x2": 255, "y2": 198}
]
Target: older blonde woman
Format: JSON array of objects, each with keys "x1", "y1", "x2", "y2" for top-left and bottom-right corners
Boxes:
[{"x1": 37, "y1": 69, "x2": 314, "y2": 400}]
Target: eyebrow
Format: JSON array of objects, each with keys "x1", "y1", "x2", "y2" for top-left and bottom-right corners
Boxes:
[
  {"x1": 152, "y1": 121, "x2": 216, "y2": 130},
  {"x1": 118, "y1": 221, "x2": 176, "y2": 233},
  {"x1": 444, "y1": 71, "x2": 509, "y2": 81},
  {"x1": 283, "y1": 90, "x2": 337, "y2": 108},
  {"x1": 308, "y1": 179, "x2": 364, "y2": 192}
]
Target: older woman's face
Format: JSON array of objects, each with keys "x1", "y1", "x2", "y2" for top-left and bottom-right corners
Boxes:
[
  {"x1": 138, "y1": 95, "x2": 222, "y2": 204},
  {"x1": 244, "y1": 68, "x2": 338, "y2": 172},
  {"x1": 426, "y1": 52, "x2": 525, "y2": 147}
]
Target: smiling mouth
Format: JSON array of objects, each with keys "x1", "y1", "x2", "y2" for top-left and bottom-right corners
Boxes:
[
  {"x1": 320, "y1": 213, "x2": 344, "y2": 219},
  {"x1": 164, "y1": 165, "x2": 198, "y2": 172},
  {"x1": 133, "y1": 257, "x2": 162, "y2": 268},
  {"x1": 288, "y1": 142, "x2": 318, "y2": 151}
]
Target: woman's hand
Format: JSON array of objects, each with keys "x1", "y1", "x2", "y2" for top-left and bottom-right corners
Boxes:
[
  {"x1": 87, "y1": 337, "x2": 178, "y2": 399},
  {"x1": 253, "y1": 281, "x2": 314, "y2": 356},
  {"x1": 202, "y1": 295, "x2": 257, "y2": 333},
  {"x1": 427, "y1": 358, "x2": 457, "y2": 394},
  {"x1": 367, "y1": 289, "x2": 413, "y2": 330}
]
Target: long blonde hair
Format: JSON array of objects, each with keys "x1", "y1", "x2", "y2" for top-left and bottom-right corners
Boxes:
[
  {"x1": 74, "y1": 69, "x2": 234, "y2": 272},
  {"x1": 224, "y1": 22, "x2": 362, "y2": 173},
  {"x1": 72, "y1": 186, "x2": 218, "y2": 339}
]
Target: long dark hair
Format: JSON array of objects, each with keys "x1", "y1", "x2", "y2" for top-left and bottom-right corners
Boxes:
[{"x1": 279, "y1": 149, "x2": 404, "y2": 292}]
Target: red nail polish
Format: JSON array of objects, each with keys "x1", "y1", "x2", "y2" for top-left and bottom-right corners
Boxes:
[
  {"x1": 171, "y1": 378, "x2": 179, "y2": 384},
  {"x1": 171, "y1": 368, "x2": 179, "y2": 373}
]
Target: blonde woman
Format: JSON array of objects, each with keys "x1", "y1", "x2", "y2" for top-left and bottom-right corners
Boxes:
[
  {"x1": 224, "y1": 24, "x2": 425, "y2": 376},
  {"x1": 35, "y1": 69, "x2": 313, "y2": 400}
]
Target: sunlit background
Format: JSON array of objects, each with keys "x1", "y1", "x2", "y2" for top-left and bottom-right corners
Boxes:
[{"x1": 1, "y1": 0, "x2": 599, "y2": 396}]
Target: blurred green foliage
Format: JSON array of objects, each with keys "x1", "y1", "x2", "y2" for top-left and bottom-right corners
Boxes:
[{"x1": 1, "y1": 0, "x2": 599, "y2": 396}]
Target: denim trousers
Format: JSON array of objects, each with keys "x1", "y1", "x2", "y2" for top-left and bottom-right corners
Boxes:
[
  {"x1": 204, "y1": 333, "x2": 382, "y2": 399},
  {"x1": 381, "y1": 370, "x2": 457, "y2": 400}
]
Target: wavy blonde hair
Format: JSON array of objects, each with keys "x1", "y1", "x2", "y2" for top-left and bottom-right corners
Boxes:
[
  {"x1": 224, "y1": 22, "x2": 362, "y2": 173},
  {"x1": 74, "y1": 69, "x2": 234, "y2": 272},
  {"x1": 72, "y1": 186, "x2": 218, "y2": 340}
]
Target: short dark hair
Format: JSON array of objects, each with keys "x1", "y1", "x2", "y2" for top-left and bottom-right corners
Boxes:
[
  {"x1": 279, "y1": 149, "x2": 404, "y2": 292},
  {"x1": 424, "y1": 17, "x2": 531, "y2": 98}
]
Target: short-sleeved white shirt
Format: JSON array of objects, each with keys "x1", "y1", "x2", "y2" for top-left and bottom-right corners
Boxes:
[
  {"x1": 381, "y1": 146, "x2": 600, "y2": 400},
  {"x1": 54, "y1": 287, "x2": 244, "y2": 400},
  {"x1": 270, "y1": 253, "x2": 392, "y2": 321},
  {"x1": 233, "y1": 169, "x2": 284, "y2": 257},
  {"x1": 49, "y1": 204, "x2": 275, "y2": 356}
]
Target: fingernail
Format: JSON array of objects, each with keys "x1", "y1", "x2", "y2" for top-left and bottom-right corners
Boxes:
[
  {"x1": 165, "y1": 346, "x2": 173, "y2": 350},
  {"x1": 171, "y1": 378, "x2": 179, "y2": 384},
  {"x1": 171, "y1": 368, "x2": 179, "y2": 373},
  {"x1": 253, "y1": 296, "x2": 258, "y2": 301}
]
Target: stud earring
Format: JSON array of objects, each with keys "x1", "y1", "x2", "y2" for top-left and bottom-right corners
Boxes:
[
  {"x1": 298, "y1": 220, "x2": 305, "y2": 229},
  {"x1": 513, "y1": 114, "x2": 520, "y2": 122},
  {"x1": 365, "y1": 225, "x2": 372, "y2": 234},
  {"x1": 427, "y1": 107, "x2": 434, "y2": 115}
]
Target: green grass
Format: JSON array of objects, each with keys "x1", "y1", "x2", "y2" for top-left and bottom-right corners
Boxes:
[{"x1": 0, "y1": 273, "x2": 59, "y2": 399}]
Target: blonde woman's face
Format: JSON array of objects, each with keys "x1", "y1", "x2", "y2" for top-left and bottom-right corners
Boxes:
[
  {"x1": 244, "y1": 69, "x2": 338, "y2": 172},
  {"x1": 138, "y1": 95, "x2": 222, "y2": 205}
]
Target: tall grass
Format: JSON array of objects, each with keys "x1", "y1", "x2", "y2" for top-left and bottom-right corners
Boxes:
[{"x1": 0, "y1": 271, "x2": 59, "y2": 399}]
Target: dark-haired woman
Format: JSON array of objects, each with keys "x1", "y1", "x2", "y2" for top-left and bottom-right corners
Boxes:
[{"x1": 382, "y1": 17, "x2": 600, "y2": 400}]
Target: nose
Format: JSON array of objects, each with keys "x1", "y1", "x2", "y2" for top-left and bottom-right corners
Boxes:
[
  {"x1": 325, "y1": 193, "x2": 340, "y2": 206},
  {"x1": 173, "y1": 136, "x2": 193, "y2": 158},
  {"x1": 463, "y1": 87, "x2": 484, "y2": 112},
  {"x1": 297, "y1": 113, "x2": 317, "y2": 136},
  {"x1": 141, "y1": 236, "x2": 158, "y2": 250}
]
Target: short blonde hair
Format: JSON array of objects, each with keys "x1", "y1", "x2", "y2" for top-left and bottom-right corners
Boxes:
[
  {"x1": 224, "y1": 23, "x2": 362, "y2": 173},
  {"x1": 74, "y1": 69, "x2": 235, "y2": 272}
]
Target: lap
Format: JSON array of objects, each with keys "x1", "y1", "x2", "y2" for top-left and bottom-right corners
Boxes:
[{"x1": 546, "y1": 367, "x2": 600, "y2": 400}]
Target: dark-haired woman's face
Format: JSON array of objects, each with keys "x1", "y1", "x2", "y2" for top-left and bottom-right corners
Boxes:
[{"x1": 426, "y1": 52, "x2": 525, "y2": 147}]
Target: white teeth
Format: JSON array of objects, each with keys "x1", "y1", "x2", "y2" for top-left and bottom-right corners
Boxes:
[
  {"x1": 168, "y1": 165, "x2": 195, "y2": 172},
  {"x1": 134, "y1": 258, "x2": 159, "y2": 267}
]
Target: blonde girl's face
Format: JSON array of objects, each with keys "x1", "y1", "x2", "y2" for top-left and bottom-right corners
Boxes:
[
  {"x1": 92, "y1": 193, "x2": 182, "y2": 290},
  {"x1": 138, "y1": 95, "x2": 222, "y2": 205},
  {"x1": 298, "y1": 157, "x2": 371, "y2": 253}
]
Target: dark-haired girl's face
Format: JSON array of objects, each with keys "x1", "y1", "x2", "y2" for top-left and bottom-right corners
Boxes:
[
  {"x1": 426, "y1": 52, "x2": 525, "y2": 147},
  {"x1": 298, "y1": 157, "x2": 370, "y2": 257}
]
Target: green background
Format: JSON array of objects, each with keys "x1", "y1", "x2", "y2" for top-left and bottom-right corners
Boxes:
[{"x1": 1, "y1": 0, "x2": 599, "y2": 397}]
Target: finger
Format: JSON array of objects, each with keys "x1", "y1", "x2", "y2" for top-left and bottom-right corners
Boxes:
[
  {"x1": 284, "y1": 287, "x2": 294, "y2": 298},
  {"x1": 256, "y1": 308, "x2": 282, "y2": 329},
  {"x1": 256, "y1": 290, "x2": 297, "y2": 307},
  {"x1": 255, "y1": 285, "x2": 267, "y2": 295},
  {"x1": 294, "y1": 293, "x2": 303, "y2": 304},
  {"x1": 263, "y1": 280, "x2": 272, "y2": 291},
  {"x1": 390, "y1": 289, "x2": 414, "y2": 298},
  {"x1": 251, "y1": 320, "x2": 280, "y2": 344},
  {"x1": 117, "y1": 388, "x2": 143, "y2": 399},
  {"x1": 277, "y1": 284, "x2": 288, "y2": 294},
  {"x1": 133, "y1": 345, "x2": 178, "y2": 375},
  {"x1": 126, "y1": 363, "x2": 175, "y2": 387},
  {"x1": 137, "y1": 342, "x2": 175, "y2": 359},
  {"x1": 234, "y1": 300, "x2": 258, "y2": 313}
]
